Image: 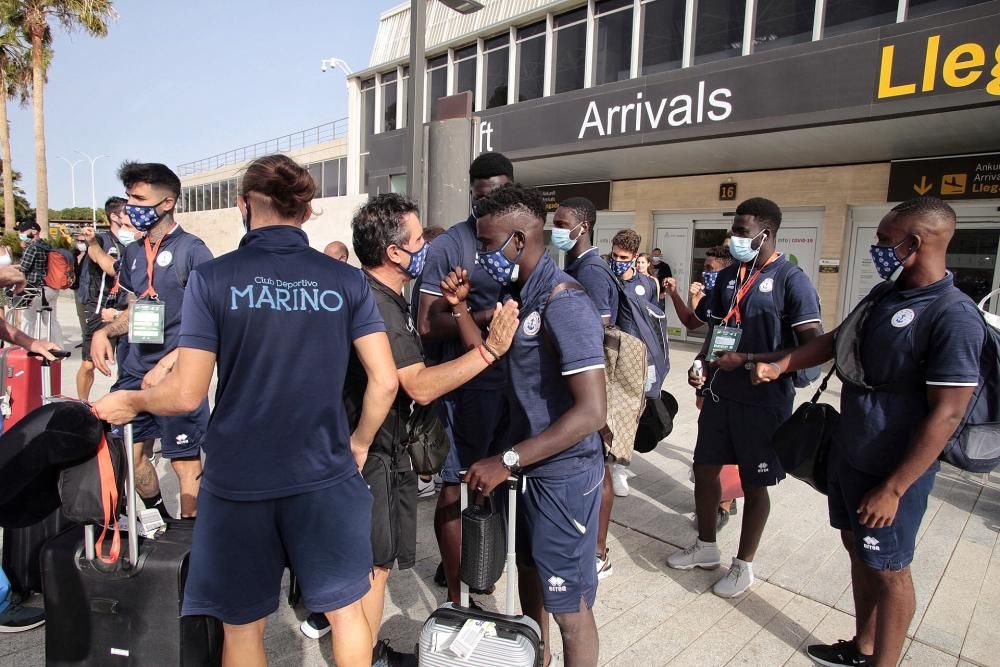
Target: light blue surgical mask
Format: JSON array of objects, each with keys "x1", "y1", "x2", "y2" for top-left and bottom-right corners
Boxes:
[
  {"x1": 18, "y1": 233, "x2": 30, "y2": 242},
  {"x1": 116, "y1": 229, "x2": 137, "y2": 246},
  {"x1": 551, "y1": 222, "x2": 583, "y2": 252},
  {"x1": 729, "y1": 230, "x2": 767, "y2": 263},
  {"x1": 476, "y1": 232, "x2": 522, "y2": 286},
  {"x1": 398, "y1": 241, "x2": 429, "y2": 279}
]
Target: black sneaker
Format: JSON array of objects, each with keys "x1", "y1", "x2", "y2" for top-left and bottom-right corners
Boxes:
[
  {"x1": 433, "y1": 562, "x2": 495, "y2": 595},
  {"x1": 807, "y1": 638, "x2": 872, "y2": 666},
  {"x1": 716, "y1": 507, "x2": 730, "y2": 531},
  {"x1": 0, "y1": 605, "x2": 45, "y2": 633},
  {"x1": 299, "y1": 611, "x2": 330, "y2": 640},
  {"x1": 372, "y1": 639, "x2": 417, "y2": 667},
  {"x1": 729, "y1": 499, "x2": 739, "y2": 516}
]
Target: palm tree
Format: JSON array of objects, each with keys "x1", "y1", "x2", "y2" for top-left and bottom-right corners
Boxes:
[
  {"x1": 0, "y1": 1, "x2": 31, "y2": 231},
  {"x1": 20, "y1": 0, "x2": 116, "y2": 236}
]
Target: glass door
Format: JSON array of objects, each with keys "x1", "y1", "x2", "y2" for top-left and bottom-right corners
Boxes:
[{"x1": 947, "y1": 225, "x2": 1000, "y2": 314}]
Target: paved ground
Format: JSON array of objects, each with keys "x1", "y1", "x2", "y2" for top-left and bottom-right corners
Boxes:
[{"x1": 2, "y1": 293, "x2": 999, "y2": 666}]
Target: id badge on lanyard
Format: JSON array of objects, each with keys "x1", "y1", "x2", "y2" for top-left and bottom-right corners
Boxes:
[
  {"x1": 708, "y1": 325, "x2": 742, "y2": 357},
  {"x1": 129, "y1": 299, "x2": 166, "y2": 344}
]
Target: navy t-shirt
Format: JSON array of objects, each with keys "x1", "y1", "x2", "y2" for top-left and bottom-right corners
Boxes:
[
  {"x1": 77, "y1": 232, "x2": 120, "y2": 308},
  {"x1": 178, "y1": 226, "x2": 386, "y2": 501},
  {"x1": 836, "y1": 274, "x2": 985, "y2": 477},
  {"x1": 419, "y1": 215, "x2": 505, "y2": 387},
  {"x1": 566, "y1": 247, "x2": 619, "y2": 323},
  {"x1": 506, "y1": 253, "x2": 605, "y2": 478},
  {"x1": 624, "y1": 272, "x2": 657, "y2": 305},
  {"x1": 695, "y1": 254, "x2": 821, "y2": 406},
  {"x1": 118, "y1": 224, "x2": 214, "y2": 377}
]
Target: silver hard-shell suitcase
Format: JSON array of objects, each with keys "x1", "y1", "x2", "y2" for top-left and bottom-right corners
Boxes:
[{"x1": 418, "y1": 477, "x2": 542, "y2": 666}]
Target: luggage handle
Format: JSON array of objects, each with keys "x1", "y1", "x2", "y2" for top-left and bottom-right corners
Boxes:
[
  {"x1": 460, "y1": 473, "x2": 519, "y2": 615},
  {"x1": 85, "y1": 424, "x2": 139, "y2": 568}
]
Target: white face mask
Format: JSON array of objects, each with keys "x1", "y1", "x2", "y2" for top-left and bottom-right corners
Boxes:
[
  {"x1": 117, "y1": 230, "x2": 137, "y2": 246},
  {"x1": 77, "y1": 242, "x2": 88, "y2": 253},
  {"x1": 0, "y1": 253, "x2": 12, "y2": 267}
]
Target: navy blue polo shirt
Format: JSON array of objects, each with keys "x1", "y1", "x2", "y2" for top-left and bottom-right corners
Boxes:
[
  {"x1": 695, "y1": 254, "x2": 821, "y2": 406},
  {"x1": 837, "y1": 274, "x2": 985, "y2": 477},
  {"x1": 178, "y1": 226, "x2": 386, "y2": 501},
  {"x1": 565, "y1": 247, "x2": 619, "y2": 323},
  {"x1": 624, "y1": 272, "x2": 657, "y2": 305},
  {"x1": 420, "y1": 215, "x2": 505, "y2": 388},
  {"x1": 118, "y1": 224, "x2": 214, "y2": 377},
  {"x1": 506, "y1": 253, "x2": 605, "y2": 477}
]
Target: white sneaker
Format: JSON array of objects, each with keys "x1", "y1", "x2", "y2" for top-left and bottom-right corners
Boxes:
[
  {"x1": 712, "y1": 557, "x2": 754, "y2": 598},
  {"x1": 611, "y1": 463, "x2": 630, "y2": 497},
  {"x1": 596, "y1": 549, "x2": 613, "y2": 580},
  {"x1": 417, "y1": 477, "x2": 436, "y2": 498},
  {"x1": 666, "y1": 539, "x2": 721, "y2": 570}
]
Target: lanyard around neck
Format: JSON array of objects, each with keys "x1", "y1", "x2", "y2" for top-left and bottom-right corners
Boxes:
[
  {"x1": 140, "y1": 223, "x2": 178, "y2": 299},
  {"x1": 722, "y1": 253, "x2": 780, "y2": 326}
]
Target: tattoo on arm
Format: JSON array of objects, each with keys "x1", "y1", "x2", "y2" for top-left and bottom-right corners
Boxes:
[{"x1": 100, "y1": 295, "x2": 135, "y2": 338}]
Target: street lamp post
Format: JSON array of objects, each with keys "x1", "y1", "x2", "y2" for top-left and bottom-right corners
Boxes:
[
  {"x1": 406, "y1": 0, "x2": 484, "y2": 206},
  {"x1": 57, "y1": 157, "x2": 83, "y2": 207},
  {"x1": 76, "y1": 151, "x2": 106, "y2": 227}
]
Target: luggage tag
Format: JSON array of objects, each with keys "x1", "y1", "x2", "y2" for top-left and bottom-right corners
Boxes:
[
  {"x1": 708, "y1": 325, "x2": 742, "y2": 358},
  {"x1": 129, "y1": 299, "x2": 166, "y2": 345}
]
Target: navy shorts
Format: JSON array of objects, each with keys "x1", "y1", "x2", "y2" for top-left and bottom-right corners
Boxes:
[
  {"x1": 439, "y1": 386, "x2": 509, "y2": 484},
  {"x1": 693, "y1": 397, "x2": 790, "y2": 487},
  {"x1": 111, "y1": 372, "x2": 208, "y2": 459},
  {"x1": 182, "y1": 475, "x2": 374, "y2": 625},
  {"x1": 827, "y1": 449, "x2": 937, "y2": 571},
  {"x1": 512, "y1": 461, "x2": 603, "y2": 614}
]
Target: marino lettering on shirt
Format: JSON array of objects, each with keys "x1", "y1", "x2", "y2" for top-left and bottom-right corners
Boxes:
[
  {"x1": 117, "y1": 224, "x2": 214, "y2": 377},
  {"x1": 506, "y1": 253, "x2": 606, "y2": 477},
  {"x1": 178, "y1": 226, "x2": 386, "y2": 501},
  {"x1": 565, "y1": 247, "x2": 619, "y2": 323},
  {"x1": 837, "y1": 274, "x2": 986, "y2": 477},
  {"x1": 420, "y1": 215, "x2": 505, "y2": 386},
  {"x1": 695, "y1": 254, "x2": 821, "y2": 406}
]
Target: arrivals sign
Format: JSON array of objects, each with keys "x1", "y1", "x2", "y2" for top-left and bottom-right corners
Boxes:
[{"x1": 887, "y1": 153, "x2": 1000, "y2": 201}]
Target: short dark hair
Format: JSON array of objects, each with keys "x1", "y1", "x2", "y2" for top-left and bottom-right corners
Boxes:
[
  {"x1": 891, "y1": 196, "x2": 956, "y2": 224},
  {"x1": 474, "y1": 183, "x2": 546, "y2": 225},
  {"x1": 422, "y1": 225, "x2": 446, "y2": 243},
  {"x1": 735, "y1": 197, "x2": 782, "y2": 232},
  {"x1": 351, "y1": 193, "x2": 420, "y2": 269},
  {"x1": 560, "y1": 197, "x2": 597, "y2": 242},
  {"x1": 104, "y1": 196, "x2": 127, "y2": 218},
  {"x1": 469, "y1": 152, "x2": 513, "y2": 182},
  {"x1": 705, "y1": 245, "x2": 731, "y2": 260},
  {"x1": 17, "y1": 221, "x2": 40, "y2": 233},
  {"x1": 611, "y1": 229, "x2": 641, "y2": 254},
  {"x1": 118, "y1": 161, "x2": 182, "y2": 199}
]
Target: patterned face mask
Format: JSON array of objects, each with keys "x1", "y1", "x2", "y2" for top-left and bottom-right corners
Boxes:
[
  {"x1": 702, "y1": 271, "x2": 719, "y2": 291},
  {"x1": 398, "y1": 241, "x2": 429, "y2": 279},
  {"x1": 869, "y1": 236, "x2": 912, "y2": 281},
  {"x1": 477, "y1": 232, "x2": 522, "y2": 286},
  {"x1": 611, "y1": 258, "x2": 634, "y2": 277},
  {"x1": 125, "y1": 198, "x2": 169, "y2": 231}
]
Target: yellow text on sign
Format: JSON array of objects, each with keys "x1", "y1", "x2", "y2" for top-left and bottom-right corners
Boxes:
[{"x1": 878, "y1": 36, "x2": 1000, "y2": 99}]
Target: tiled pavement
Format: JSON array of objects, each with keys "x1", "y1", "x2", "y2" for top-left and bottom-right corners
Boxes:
[{"x1": 2, "y1": 295, "x2": 998, "y2": 666}]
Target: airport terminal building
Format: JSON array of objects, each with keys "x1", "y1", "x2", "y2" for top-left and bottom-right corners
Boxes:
[{"x1": 345, "y1": 0, "x2": 1000, "y2": 338}]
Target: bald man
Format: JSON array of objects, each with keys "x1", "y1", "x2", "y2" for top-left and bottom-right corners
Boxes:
[
  {"x1": 718, "y1": 197, "x2": 986, "y2": 667},
  {"x1": 324, "y1": 241, "x2": 349, "y2": 262}
]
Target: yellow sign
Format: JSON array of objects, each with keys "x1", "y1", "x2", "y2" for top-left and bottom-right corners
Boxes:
[
  {"x1": 913, "y1": 176, "x2": 933, "y2": 195},
  {"x1": 941, "y1": 173, "x2": 967, "y2": 195},
  {"x1": 878, "y1": 35, "x2": 1000, "y2": 100}
]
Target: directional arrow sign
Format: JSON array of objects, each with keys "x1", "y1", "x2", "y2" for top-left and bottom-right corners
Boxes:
[{"x1": 913, "y1": 176, "x2": 933, "y2": 195}]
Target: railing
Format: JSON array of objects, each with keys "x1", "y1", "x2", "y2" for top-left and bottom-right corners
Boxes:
[{"x1": 177, "y1": 118, "x2": 348, "y2": 176}]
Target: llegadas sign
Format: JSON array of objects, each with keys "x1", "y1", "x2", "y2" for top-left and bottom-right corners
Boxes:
[{"x1": 476, "y1": 7, "x2": 999, "y2": 157}]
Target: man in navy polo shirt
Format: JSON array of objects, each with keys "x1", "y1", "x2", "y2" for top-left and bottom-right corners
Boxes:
[
  {"x1": 610, "y1": 229, "x2": 658, "y2": 306},
  {"x1": 667, "y1": 197, "x2": 822, "y2": 598},
  {"x1": 726, "y1": 197, "x2": 986, "y2": 667},
  {"x1": 552, "y1": 196, "x2": 619, "y2": 582},
  {"x1": 464, "y1": 184, "x2": 607, "y2": 667},
  {"x1": 416, "y1": 152, "x2": 513, "y2": 603},
  {"x1": 95, "y1": 154, "x2": 399, "y2": 666},
  {"x1": 90, "y1": 162, "x2": 214, "y2": 519}
]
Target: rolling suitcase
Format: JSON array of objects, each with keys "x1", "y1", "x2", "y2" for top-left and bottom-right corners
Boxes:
[
  {"x1": 41, "y1": 424, "x2": 223, "y2": 666},
  {"x1": 418, "y1": 478, "x2": 542, "y2": 666},
  {"x1": 1, "y1": 341, "x2": 74, "y2": 601}
]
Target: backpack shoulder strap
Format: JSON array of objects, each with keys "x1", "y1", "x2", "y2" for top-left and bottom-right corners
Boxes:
[{"x1": 549, "y1": 279, "x2": 584, "y2": 301}]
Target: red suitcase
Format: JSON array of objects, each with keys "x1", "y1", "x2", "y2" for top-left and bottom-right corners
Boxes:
[{"x1": 0, "y1": 346, "x2": 63, "y2": 427}]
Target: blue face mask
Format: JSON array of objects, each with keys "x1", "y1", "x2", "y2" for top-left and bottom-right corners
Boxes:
[
  {"x1": 550, "y1": 222, "x2": 583, "y2": 252},
  {"x1": 398, "y1": 241, "x2": 429, "y2": 279},
  {"x1": 18, "y1": 233, "x2": 30, "y2": 242},
  {"x1": 125, "y1": 198, "x2": 169, "y2": 232},
  {"x1": 611, "y1": 258, "x2": 634, "y2": 277},
  {"x1": 870, "y1": 236, "x2": 912, "y2": 281},
  {"x1": 729, "y1": 230, "x2": 767, "y2": 264},
  {"x1": 702, "y1": 271, "x2": 719, "y2": 291},
  {"x1": 477, "y1": 232, "x2": 522, "y2": 286}
]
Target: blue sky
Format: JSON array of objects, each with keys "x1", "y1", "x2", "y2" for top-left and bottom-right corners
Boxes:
[{"x1": 6, "y1": 0, "x2": 394, "y2": 209}]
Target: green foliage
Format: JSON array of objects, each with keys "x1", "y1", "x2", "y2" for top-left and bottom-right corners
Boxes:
[
  {"x1": 48, "y1": 206, "x2": 106, "y2": 223},
  {"x1": 1, "y1": 230, "x2": 21, "y2": 259},
  {"x1": 0, "y1": 167, "x2": 30, "y2": 219}
]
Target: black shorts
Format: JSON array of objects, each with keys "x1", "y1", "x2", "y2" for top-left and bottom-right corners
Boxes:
[
  {"x1": 363, "y1": 451, "x2": 417, "y2": 570},
  {"x1": 693, "y1": 397, "x2": 791, "y2": 487},
  {"x1": 80, "y1": 309, "x2": 104, "y2": 362}
]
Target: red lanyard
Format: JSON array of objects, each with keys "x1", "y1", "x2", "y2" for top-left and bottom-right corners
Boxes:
[
  {"x1": 139, "y1": 224, "x2": 177, "y2": 299},
  {"x1": 722, "y1": 253, "x2": 780, "y2": 326}
]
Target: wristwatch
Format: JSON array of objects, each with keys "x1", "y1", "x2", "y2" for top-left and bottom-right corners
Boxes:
[
  {"x1": 502, "y1": 448, "x2": 522, "y2": 473},
  {"x1": 743, "y1": 352, "x2": 756, "y2": 371}
]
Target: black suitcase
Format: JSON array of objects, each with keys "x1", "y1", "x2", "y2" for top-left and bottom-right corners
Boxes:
[{"x1": 41, "y1": 424, "x2": 222, "y2": 666}]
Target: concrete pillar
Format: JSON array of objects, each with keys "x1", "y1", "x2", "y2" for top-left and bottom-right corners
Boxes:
[{"x1": 426, "y1": 92, "x2": 475, "y2": 228}]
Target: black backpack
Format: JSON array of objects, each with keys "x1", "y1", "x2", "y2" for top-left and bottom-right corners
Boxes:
[{"x1": 835, "y1": 283, "x2": 1000, "y2": 473}]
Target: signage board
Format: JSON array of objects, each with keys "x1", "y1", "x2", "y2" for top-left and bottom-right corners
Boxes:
[{"x1": 887, "y1": 153, "x2": 1000, "y2": 201}]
